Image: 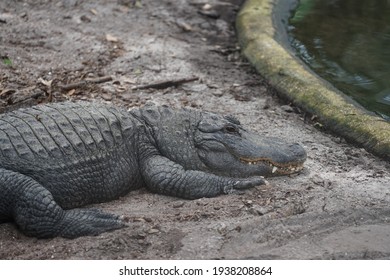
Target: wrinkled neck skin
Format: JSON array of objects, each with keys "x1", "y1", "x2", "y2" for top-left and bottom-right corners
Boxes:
[
  {"x1": 131, "y1": 105, "x2": 307, "y2": 178},
  {"x1": 130, "y1": 105, "x2": 207, "y2": 171}
]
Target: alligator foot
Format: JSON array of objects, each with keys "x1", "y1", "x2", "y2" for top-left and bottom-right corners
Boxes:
[
  {"x1": 225, "y1": 177, "x2": 266, "y2": 194},
  {"x1": 58, "y1": 208, "x2": 127, "y2": 239},
  {"x1": 232, "y1": 177, "x2": 266, "y2": 189}
]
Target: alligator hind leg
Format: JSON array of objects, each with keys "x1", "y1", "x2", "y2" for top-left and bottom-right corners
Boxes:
[{"x1": 0, "y1": 168, "x2": 126, "y2": 238}]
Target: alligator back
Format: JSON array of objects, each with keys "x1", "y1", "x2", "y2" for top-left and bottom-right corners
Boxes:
[
  {"x1": 0, "y1": 102, "x2": 142, "y2": 208},
  {"x1": 0, "y1": 102, "x2": 135, "y2": 161}
]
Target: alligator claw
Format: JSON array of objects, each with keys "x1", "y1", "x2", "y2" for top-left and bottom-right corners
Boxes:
[
  {"x1": 58, "y1": 208, "x2": 127, "y2": 239},
  {"x1": 224, "y1": 177, "x2": 266, "y2": 194},
  {"x1": 233, "y1": 177, "x2": 266, "y2": 190}
]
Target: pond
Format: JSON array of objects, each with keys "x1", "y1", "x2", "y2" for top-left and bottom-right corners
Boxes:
[{"x1": 288, "y1": 0, "x2": 390, "y2": 120}]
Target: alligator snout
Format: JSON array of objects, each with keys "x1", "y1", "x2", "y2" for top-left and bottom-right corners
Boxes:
[{"x1": 290, "y1": 142, "x2": 307, "y2": 162}]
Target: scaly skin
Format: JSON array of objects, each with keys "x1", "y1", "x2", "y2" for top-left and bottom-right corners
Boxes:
[{"x1": 0, "y1": 102, "x2": 306, "y2": 238}]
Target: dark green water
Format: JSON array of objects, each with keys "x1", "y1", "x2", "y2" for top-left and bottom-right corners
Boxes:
[{"x1": 288, "y1": 0, "x2": 390, "y2": 120}]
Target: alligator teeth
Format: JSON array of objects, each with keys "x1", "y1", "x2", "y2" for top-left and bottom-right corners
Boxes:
[
  {"x1": 240, "y1": 158, "x2": 303, "y2": 174},
  {"x1": 240, "y1": 159, "x2": 258, "y2": 165}
]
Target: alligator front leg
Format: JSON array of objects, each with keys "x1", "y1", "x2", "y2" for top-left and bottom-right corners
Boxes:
[
  {"x1": 0, "y1": 168, "x2": 125, "y2": 238},
  {"x1": 141, "y1": 155, "x2": 265, "y2": 199}
]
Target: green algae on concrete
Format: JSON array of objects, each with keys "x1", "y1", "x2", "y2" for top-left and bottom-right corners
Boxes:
[{"x1": 236, "y1": 0, "x2": 390, "y2": 160}]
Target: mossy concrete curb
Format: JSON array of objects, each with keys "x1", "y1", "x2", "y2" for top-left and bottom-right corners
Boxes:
[{"x1": 236, "y1": 0, "x2": 390, "y2": 160}]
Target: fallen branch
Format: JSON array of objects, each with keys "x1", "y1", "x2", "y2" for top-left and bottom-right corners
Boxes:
[
  {"x1": 132, "y1": 76, "x2": 199, "y2": 90},
  {"x1": 59, "y1": 76, "x2": 112, "y2": 91}
]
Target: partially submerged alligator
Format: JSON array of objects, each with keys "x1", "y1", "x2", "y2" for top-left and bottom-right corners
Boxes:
[{"x1": 0, "y1": 102, "x2": 306, "y2": 238}]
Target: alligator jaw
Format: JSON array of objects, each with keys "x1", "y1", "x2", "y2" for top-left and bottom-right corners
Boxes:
[{"x1": 239, "y1": 157, "x2": 304, "y2": 175}]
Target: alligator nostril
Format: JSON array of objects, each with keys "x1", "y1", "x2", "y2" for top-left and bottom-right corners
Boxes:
[{"x1": 289, "y1": 143, "x2": 307, "y2": 159}]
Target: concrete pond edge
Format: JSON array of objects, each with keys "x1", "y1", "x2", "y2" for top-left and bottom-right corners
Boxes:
[{"x1": 236, "y1": 0, "x2": 390, "y2": 160}]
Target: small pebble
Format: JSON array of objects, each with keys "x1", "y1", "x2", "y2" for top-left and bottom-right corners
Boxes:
[
  {"x1": 280, "y1": 105, "x2": 294, "y2": 113},
  {"x1": 148, "y1": 228, "x2": 160, "y2": 234},
  {"x1": 173, "y1": 201, "x2": 185, "y2": 208},
  {"x1": 101, "y1": 93, "x2": 112, "y2": 101}
]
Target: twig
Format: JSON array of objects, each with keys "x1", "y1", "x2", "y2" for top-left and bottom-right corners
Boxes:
[
  {"x1": 0, "y1": 88, "x2": 16, "y2": 98},
  {"x1": 59, "y1": 76, "x2": 112, "y2": 91},
  {"x1": 59, "y1": 81, "x2": 86, "y2": 91},
  {"x1": 132, "y1": 76, "x2": 199, "y2": 90}
]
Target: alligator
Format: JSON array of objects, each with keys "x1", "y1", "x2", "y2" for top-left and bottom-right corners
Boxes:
[{"x1": 0, "y1": 102, "x2": 306, "y2": 238}]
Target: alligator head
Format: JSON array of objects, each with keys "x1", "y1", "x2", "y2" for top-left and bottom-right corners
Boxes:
[
  {"x1": 193, "y1": 112, "x2": 307, "y2": 178},
  {"x1": 136, "y1": 106, "x2": 307, "y2": 178}
]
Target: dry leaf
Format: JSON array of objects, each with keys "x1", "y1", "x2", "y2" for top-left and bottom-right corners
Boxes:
[
  {"x1": 90, "y1": 8, "x2": 98, "y2": 15},
  {"x1": 67, "y1": 89, "x2": 76, "y2": 96},
  {"x1": 0, "y1": 88, "x2": 16, "y2": 97},
  {"x1": 122, "y1": 77, "x2": 136, "y2": 84},
  {"x1": 115, "y1": 86, "x2": 126, "y2": 93},
  {"x1": 176, "y1": 19, "x2": 192, "y2": 32},
  {"x1": 38, "y1": 77, "x2": 52, "y2": 87},
  {"x1": 134, "y1": 0, "x2": 142, "y2": 8}
]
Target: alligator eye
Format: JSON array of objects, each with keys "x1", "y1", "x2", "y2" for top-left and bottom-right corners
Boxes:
[{"x1": 224, "y1": 125, "x2": 239, "y2": 135}]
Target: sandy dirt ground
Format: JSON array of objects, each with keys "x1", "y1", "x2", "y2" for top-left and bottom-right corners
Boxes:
[{"x1": 0, "y1": 0, "x2": 389, "y2": 260}]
